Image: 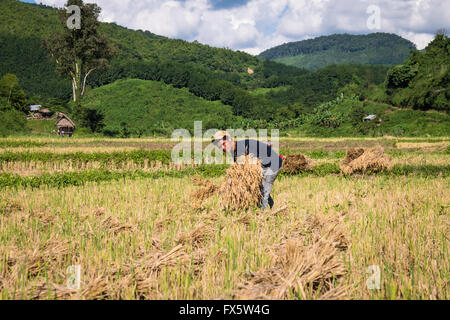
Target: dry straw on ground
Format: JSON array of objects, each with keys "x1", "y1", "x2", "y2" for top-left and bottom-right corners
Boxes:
[
  {"x1": 190, "y1": 176, "x2": 219, "y2": 210},
  {"x1": 234, "y1": 213, "x2": 349, "y2": 300},
  {"x1": 340, "y1": 147, "x2": 393, "y2": 175},
  {"x1": 282, "y1": 154, "x2": 315, "y2": 174},
  {"x1": 190, "y1": 155, "x2": 263, "y2": 211}
]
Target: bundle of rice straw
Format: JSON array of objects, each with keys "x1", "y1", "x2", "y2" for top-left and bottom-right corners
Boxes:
[
  {"x1": 189, "y1": 155, "x2": 263, "y2": 211},
  {"x1": 340, "y1": 147, "x2": 393, "y2": 175},
  {"x1": 341, "y1": 148, "x2": 365, "y2": 166},
  {"x1": 219, "y1": 155, "x2": 263, "y2": 212},
  {"x1": 281, "y1": 154, "x2": 314, "y2": 174}
]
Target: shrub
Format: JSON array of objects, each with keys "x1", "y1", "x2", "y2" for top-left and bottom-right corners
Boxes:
[{"x1": 0, "y1": 109, "x2": 28, "y2": 137}]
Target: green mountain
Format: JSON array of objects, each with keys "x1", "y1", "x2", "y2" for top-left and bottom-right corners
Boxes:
[
  {"x1": 264, "y1": 64, "x2": 390, "y2": 111},
  {"x1": 0, "y1": 0, "x2": 306, "y2": 101},
  {"x1": 259, "y1": 33, "x2": 416, "y2": 71},
  {"x1": 0, "y1": 0, "x2": 314, "y2": 122},
  {"x1": 0, "y1": 0, "x2": 446, "y2": 138},
  {"x1": 80, "y1": 79, "x2": 233, "y2": 135}
]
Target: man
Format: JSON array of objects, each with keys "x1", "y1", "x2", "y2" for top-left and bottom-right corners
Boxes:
[{"x1": 212, "y1": 131, "x2": 283, "y2": 210}]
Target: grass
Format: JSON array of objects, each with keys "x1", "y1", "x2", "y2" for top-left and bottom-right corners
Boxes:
[
  {"x1": 26, "y1": 120, "x2": 56, "y2": 136},
  {"x1": 0, "y1": 136, "x2": 448, "y2": 300}
]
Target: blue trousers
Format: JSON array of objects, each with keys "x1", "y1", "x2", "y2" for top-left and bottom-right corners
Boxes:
[{"x1": 260, "y1": 166, "x2": 281, "y2": 210}]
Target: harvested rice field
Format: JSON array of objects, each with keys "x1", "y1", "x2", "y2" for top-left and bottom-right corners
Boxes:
[{"x1": 0, "y1": 137, "x2": 449, "y2": 300}]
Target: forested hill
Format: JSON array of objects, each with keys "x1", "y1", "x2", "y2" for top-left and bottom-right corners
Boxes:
[
  {"x1": 258, "y1": 33, "x2": 417, "y2": 71},
  {"x1": 0, "y1": 0, "x2": 307, "y2": 100},
  {"x1": 1, "y1": 0, "x2": 447, "y2": 138}
]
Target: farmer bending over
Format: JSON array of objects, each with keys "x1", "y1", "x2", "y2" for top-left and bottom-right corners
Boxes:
[{"x1": 212, "y1": 131, "x2": 283, "y2": 210}]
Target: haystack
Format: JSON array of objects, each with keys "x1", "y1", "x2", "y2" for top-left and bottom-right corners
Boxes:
[
  {"x1": 219, "y1": 155, "x2": 263, "y2": 211},
  {"x1": 190, "y1": 155, "x2": 263, "y2": 211},
  {"x1": 282, "y1": 154, "x2": 314, "y2": 174},
  {"x1": 340, "y1": 147, "x2": 392, "y2": 175}
]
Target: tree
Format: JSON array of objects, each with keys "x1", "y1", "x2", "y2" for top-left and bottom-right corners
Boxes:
[
  {"x1": 0, "y1": 74, "x2": 19, "y2": 104},
  {"x1": 120, "y1": 121, "x2": 130, "y2": 138},
  {"x1": 76, "y1": 107, "x2": 105, "y2": 133},
  {"x1": 386, "y1": 65, "x2": 417, "y2": 89},
  {"x1": 0, "y1": 74, "x2": 27, "y2": 112},
  {"x1": 385, "y1": 34, "x2": 449, "y2": 111},
  {"x1": 43, "y1": 0, "x2": 114, "y2": 103}
]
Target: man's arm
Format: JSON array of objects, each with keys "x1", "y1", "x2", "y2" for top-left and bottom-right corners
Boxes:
[{"x1": 245, "y1": 140, "x2": 272, "y2": 167}]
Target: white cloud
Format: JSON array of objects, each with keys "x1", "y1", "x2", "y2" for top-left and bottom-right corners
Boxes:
[
  {"x1": 400, "y1": 32, "x2": 435, "y2": 50},
  {"x1": 277, "y1": 0, "x2": 328, "y2": 37},
  {"x1": 35, "y1": 0, "x2": 449, "y2": 53}
]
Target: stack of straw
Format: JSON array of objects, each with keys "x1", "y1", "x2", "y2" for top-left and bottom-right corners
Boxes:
[
  {"x1": 190, "y1": 155, "x2": 263, "y2": 211},
  {"x1": 281, "y1": 154, "x2": 314, "y2": 174},
  {"x1": 219, "y1": 155, "x2": 263, "y2": 211},
  {"x1": 340, "y1": 147, "x2": 392, "y2": 174}
]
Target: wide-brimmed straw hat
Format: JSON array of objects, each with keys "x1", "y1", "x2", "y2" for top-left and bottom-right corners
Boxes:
[{"x1": 211, "y1": 130, "x2": 231, "y2": 144}]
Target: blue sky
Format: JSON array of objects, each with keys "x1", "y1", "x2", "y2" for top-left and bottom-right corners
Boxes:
[{"x1": 22, "y1": 0, "x2": 449, "y2": 54}]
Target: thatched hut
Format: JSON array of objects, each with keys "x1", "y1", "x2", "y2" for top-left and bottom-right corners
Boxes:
[
  {"x1": 39, "y1": 108, "x2": 53, "y2": 118},
  {"x1": 56, "y1": 113, "x2": 76, "y2": 137}
]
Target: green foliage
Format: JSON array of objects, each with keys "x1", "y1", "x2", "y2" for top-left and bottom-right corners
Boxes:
[
  {"x1": 0, "y1": 0, "x2": 447, "y2": 137},
  {"x1": 389, "y1": 164, "x2": 450, "y2": 177},
  {"x1": 0, "y1": 166, "x2": 223, "y2": 189},
  {"x1": 277, "y1": 94, "x2": 449, "y2": 137},
  {"x1": 0, "y1": 75, "x2": 29, "y2": 136},
  {"x1": 385, "y1": 34, "x2": 450, "y2": 111},
  {"x1": 386, "y1": 64, "x2": 418, "y2": 89},
  {"x1": 304, "y1": 150, "x2": 346, "y2": 159},
  {"x1": 0, "y1": 74, "x2": 27, "y2": 112},
  {"x1": 0, "y1": 109, "x2": 27, "y2": 137},
  {"x1": 73, "y1": 104, "x2": 105, "y2": 133},
  {"x1": 88, "y1": 58, "x2": 292, "y2": 121},
  {"x1": 26, "y1": 119, "x2": 57, "y2": 136},
  {"x1": 0, "y1": 149, "x2": 172, "y2": 165},
  {"x1": 379, "y1": 109, "x2": 450, "y2": 136},
  {"x1": 267, "y1": 64, "x2": 389, "y2": 110},
  {"x1": 0, "y1": 34, "x2": 72, "y2": 101},
  {"x1": 79, "y1": 79, "x2": 234, "y2": 136},
  {"x1": 260, "y1": 33, "x2": 416, "y2": 71},
  {"x1": 0, "y1": 0, "x2": 304, "y2": 104},
  {"x1": 349, "y1": 104, "x2": 366, "y2": 127},
  {"x1": 42, "y1": 0, "x2": 114, "y2": 103},
  {"x1": 307, "y1": 101, "x2": 345, "y2": 129},
  {"x1": 0, "y1": 1, "x2": 71, "y2": 100},
  {"x1": 0, "y1": 140, "x2": 46, "y2": 148}
]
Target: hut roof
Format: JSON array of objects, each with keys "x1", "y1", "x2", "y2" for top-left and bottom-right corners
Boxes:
[
  {"x1": 57, "y1": 118, "x2": 75, "y2": 128},
  {"x1": 40, "y1": 108, "x2": 52, "y2": 114},
  {"x1": 56, "y1": 113, "x2": 76, "y2": 128}
]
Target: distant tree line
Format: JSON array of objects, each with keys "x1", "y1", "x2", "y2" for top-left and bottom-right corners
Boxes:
[{"x1": 259, "y1": 33, "x2": 416, "y2": 60}]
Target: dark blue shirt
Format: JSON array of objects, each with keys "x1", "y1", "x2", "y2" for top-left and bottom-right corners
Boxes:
[{"x1": 234, "y1": 139, "x2": 283, "y2": 171}]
